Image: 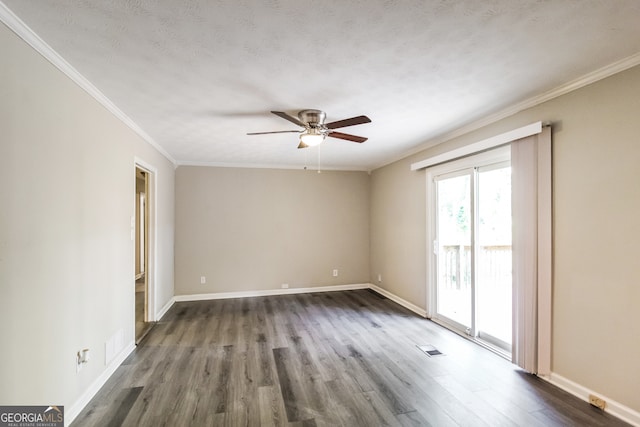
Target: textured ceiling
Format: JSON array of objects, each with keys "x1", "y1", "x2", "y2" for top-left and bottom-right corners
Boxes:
[{"x1": 4, "y1": 1, "x2": 640, "y2": 170}]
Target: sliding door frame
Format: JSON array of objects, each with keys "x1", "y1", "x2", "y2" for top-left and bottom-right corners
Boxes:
[
  {"x1": 426, "y1": 146, "x2": 511, "y2": 352},
  {"x1": 432, "y1": 167, "x2": 476, "y2": 336}
]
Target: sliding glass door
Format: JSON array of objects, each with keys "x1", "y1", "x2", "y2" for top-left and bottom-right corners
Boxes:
[
  {"x1": 435, "y1": 171, "x2": 473, "y2": 331},
  {"x1": 434, "y1": 158, "x2": 512, "y2": 353}
]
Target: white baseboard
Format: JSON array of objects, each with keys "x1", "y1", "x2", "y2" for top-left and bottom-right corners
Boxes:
[
  {"x1": 155, "y1": 297, "x2": 175, "y2": 321},
  {"x1": 173, "y1": 283, "x2": 370, "y2": 302},
  {"x1": 172, "y1": 283, "x2": 428, "y2": 318},
  {"x1": 541, "y1": 372, "x2": 640, "y2": 427},
  {"x1": 368, "y1": 284, "x2": 428, "y2": 317},
  {"x1": 66, "y1": 341, "x2": 136, "y2": 426}
]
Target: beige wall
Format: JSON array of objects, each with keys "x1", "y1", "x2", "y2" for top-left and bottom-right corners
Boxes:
[
  {"x1": 370, "y1": 65, "x2": 640, "y2": 411},
  {"x1": 175, "y1": 166, "x2": 370, "y2": 294},
  {"x1": 0, "y1": 22, "x2": 175, "y2": 409}
]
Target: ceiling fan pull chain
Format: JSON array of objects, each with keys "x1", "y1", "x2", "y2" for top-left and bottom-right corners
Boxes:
[{"x1": 317, "y1": 144, "x2": 322, "y2": 174}]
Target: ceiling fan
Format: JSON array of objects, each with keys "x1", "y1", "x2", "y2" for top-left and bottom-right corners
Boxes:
[{"x1": 247, "y1": 109, "x2": 371, "y2": 148}]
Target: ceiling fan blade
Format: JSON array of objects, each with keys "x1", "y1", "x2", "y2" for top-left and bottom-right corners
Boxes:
[
  {"x1": 328, "y1": 131, "x2": 368, "y2": 143},
  {"x1": 325, "y1": 115, "x2": 371, "y2": 130},
  {"x1": 271, "y1": 111, "x2": 306, "y2": 127},
  {"x1": 247, "y1": 130, "x2": 300, "y2": 135}
]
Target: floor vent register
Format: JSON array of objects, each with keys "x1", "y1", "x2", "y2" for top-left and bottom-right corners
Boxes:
[{"x1": 417, "y1": 344, "x2": 444, "y2": 357}]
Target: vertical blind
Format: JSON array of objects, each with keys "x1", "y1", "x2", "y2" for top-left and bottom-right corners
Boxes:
[{"x1": 511, "y1": 127, "x2": 552, "y2": 374}]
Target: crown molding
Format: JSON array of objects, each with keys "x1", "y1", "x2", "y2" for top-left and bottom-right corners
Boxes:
[
  {"x1": 0, "y1": 2, "x2": 177, "y2": 166},
  {"x1": 374, "y1": 51, "x2": 640, "y2": 171},
  {"x1": 176, "y1": 160, "x2": 369, "y2": 172}
]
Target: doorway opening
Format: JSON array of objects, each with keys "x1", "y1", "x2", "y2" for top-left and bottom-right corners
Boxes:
[
  {"x1": 427, "y1": 147, "x2": 512, "y2": 357},
  {"x1": 135, "y1": 166, "x2": 153, "y2": 342}
]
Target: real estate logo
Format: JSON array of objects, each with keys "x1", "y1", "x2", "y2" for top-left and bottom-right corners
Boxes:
[{"x1": 0, "y1": 406, "x2": 63, "y2": 427}]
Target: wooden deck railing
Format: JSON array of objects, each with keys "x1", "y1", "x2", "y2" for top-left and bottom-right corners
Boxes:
[{"x1": 439, "y1": 245, "x2": 512, "y2": 289}]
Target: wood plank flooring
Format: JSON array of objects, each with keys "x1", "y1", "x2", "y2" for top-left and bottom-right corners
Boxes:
[{"x1": 71, "y1": 289, "x2": 629, "y2": 426}]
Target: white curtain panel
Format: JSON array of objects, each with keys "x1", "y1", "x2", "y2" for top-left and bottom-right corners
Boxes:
[{"x1": 511, "y1": 127, "x2": 552, "y2": 374}]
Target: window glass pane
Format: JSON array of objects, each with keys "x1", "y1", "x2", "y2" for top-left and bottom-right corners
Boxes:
[
  {"x1": 477, "y1": 166, "x2": 512, "y2": 347},
  {"x1": 436, "y1": 174, "x2": 472, "y2": 328}
]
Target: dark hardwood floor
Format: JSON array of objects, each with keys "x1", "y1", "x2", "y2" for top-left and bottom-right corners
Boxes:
[{"x1": 72, "y1": 289, "x2": 629, "y2": 426}]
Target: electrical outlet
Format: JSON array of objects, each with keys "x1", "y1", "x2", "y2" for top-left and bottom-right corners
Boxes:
[
  {"x1": 333, "y1": 269, "x2": 338, "y2": 277},
  {"x1": 378, "y1": 273, "x2": 382, "y2": 282},
  {"x1": 588, "y1": 394, "x2": 606, "y2": 410},
  {"x1": 281, "y1": 283, "x2": 289, "y2": 289},
  {"x1": 200, "y1": 276, "x2": 206, "y2": 284},
  {"x1": 76, "y1": 348, "x2": 90, "y2": 373}
]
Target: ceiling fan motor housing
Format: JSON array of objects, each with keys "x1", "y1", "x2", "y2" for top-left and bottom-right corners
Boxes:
[{"x1": 298, "y1": 109, "x2": 326, "y2": 128}]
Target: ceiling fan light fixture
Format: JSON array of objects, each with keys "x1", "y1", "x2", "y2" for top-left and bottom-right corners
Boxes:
[
  {"x1": 299, "y1": 128, "x2": 325, "y2": 147},
  {"x1": 248, "y1": 110, "x2": 370, "y2": 148}
]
